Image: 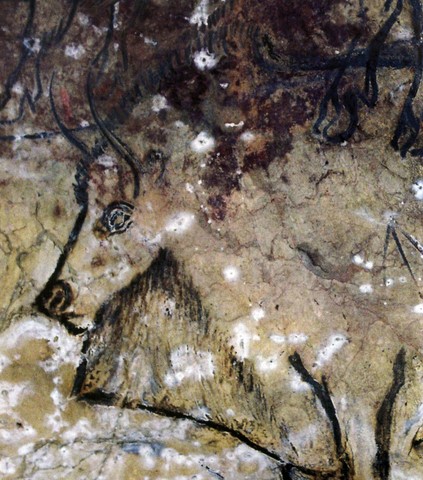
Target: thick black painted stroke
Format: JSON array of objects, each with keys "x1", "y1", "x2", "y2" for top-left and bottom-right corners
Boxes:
[
  {"x1": 312, "y1": 0, "x2": 405, "y2": 148},
  {"x1": 373, "y1": 348, "x2": 406, "y2": 480},
  {"x1": 288, "y1": 352, "x2": 353, "y2": 480},
  {"x1": 78, "y1": 387, "x2": 336, "y2": 479}
]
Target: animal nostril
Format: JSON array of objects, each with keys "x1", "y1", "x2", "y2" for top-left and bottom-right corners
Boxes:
[{"x1": 38, "y1": 280, "x2": 74, "y2": 317}]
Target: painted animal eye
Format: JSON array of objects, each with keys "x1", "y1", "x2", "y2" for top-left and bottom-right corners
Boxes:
[{"x1": 100, "y1": 201, "x2": 134, "y2": 235}]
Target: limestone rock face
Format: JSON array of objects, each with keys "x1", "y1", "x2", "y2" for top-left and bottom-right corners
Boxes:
[{"x1": 1, "y1": 0, "x2": 423, "y2": 478}]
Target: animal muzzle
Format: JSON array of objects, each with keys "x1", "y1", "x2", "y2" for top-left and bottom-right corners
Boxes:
[{"x1": 36, "y1": 280, "x2": 75, "y2": 318}]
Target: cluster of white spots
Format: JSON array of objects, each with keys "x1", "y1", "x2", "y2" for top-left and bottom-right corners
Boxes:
[
  {"x1": 222, "y1": 265, "x2": 240, "y2": 283},
  {"x1": 97, "y1": 154, "x2": 118, "y2": 169},
  {"x1": 227, "y1": 443, "x2": 273, "y2": 473},
  {"x1": 288, "y1": 425, "x2": 319, "y2": 449},
  {"x1": 412, "y1": 179, "x2": 423, "y2": 200},
  {"x1": 190, "y1": 405, "x2": 212, "y2": 421},
  {"x1": 394, "y1": 26, "x2": 414, "y2": 41},
  {"x1": 79, "y1": 119, "x2": 90, "y2": 128},
  {"x1": 251, "y1": 307, "x2": 265, "y2": 322},
  {"x1": 0, "y1": 458, "x2": 17, "y2": 475},
  {"x1": 230, "y1": 323, "x2": 259, "y2": 359},
  {"x1": 11, "y1": 82, "x2": 23, "y2": 95},
  {"x1": 46, "y1": 379, "x2": 70, "y2": 433},
  {"x1": 190, "y1": 131, "x2": 216, "y2": 153},
  {"x1": 113, "y1": 1, "x2": 121, "y2": 30},
  {"x1": 185, "y1": 182, "x2": 195, "y2": 193},
  {"x1": 50, "y1": 386, "x2": 66, "y2": 410},
  {"x1": 352, "y1": 254, "x2": 373, "y2": 270},
  {"x1": 45, "y1": 410, "x2": 69, "y2": 433},
  {"x1": 359, "y1": 283, "x2": 373, "y2": 294},
  {"x1": 0, "y1": 381, "x2": 31, "y2": 413},
  {"x1": 161, "y1": 298, "x2": 176, "y2": 317},
  {"x1": 269, "y1": 334, "x2": 285, "y2": 344},
  {"x1": 164, "y1": 211, "x2": 195, "y2": 235},
  {"x1": 255, "y1": 355, "x2": 278, "y2": 373},
  {"x1": 193, "y1": 49, "x2": 219, "y2": 71},
  {"x1": 269, "y1": 333, "x2": 308, "y2": 345},
  {"x1": 174, "y1": 120, "x2": 186, "y2": 129},
  {"x1": 64, "y1": 43, "x2": 86, "y2": 59},
  {"x1": 315, "y1": 334, "x2": 348, "y2": 368},
  {"x1": 0, "y1": 354, "x2": 11, "y2": 374},
  {"x1": 220, "y1": 82, "x2": 229, "y2": 89},
  {"x1": 143, "y1": 36, "x2": 158, "y2": 46},
  {"x1": 23, "y1": 37, "x2": 41, "y2": 53},
  {"x1": 138, "y1": 444, "x2": 157, "y2": 469},
  {"x1": 382, "y1": 275, "x2": 410, "y2": 288},
  {"x1": 77, "y1": 12, "x2": 90, "y2": 25},
  {"x1": 151, "y1": 94, "x2": 169, "y2": 112},
  {"x1": 60, "y1": 418, "x2": 95, "y2": 443},
  {"x1": 390, "y1": 469, "x2": 421, "y2": 480},
  {"x1": 164, "y1": 345, "x2": 215, "y2": 387},
  {"x1": 189, "y1": 0, "x2": 209, "y2": 27},
  {"x1": 224, "y1": 121, "x2": 245, "y2": 129},
  {"x1": 288, "y1": 333, "x2": 308, "y2": 344},
  {"x1": 240, "y1": 130, "x2": 256, "y2": 143},
  {"x1": 160, "y1": 448, "x2": 199, "y2": 471},
  {"x1": 412, "y1": 304, "x2": 423, "y2": 314},
  {"x1": 0, "y1": 317, "x2": 80, "y2": 372}
]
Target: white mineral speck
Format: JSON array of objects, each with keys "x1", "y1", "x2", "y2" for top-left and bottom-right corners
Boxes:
[
  {"x1": 413, "y1": 304, "x2": 423, "y2": 314},
  {"x1": 225, "y1": 121, "x2": 245, "y2": 129},
  {"x1": 222, "y1": 265, "x2": 240, "y2": 282},
  {"x1": 164, "y1": 345, "x2": 215, "y2": 387},
  {"x1": 64, "y1": 43, "x2": 86, "y2": 59},
  {"x1": 412, "y1": 179, "x2": 423, "y2": 200},
  {"x1": 352, "y1": 254, "x2": 364, "y2": 265},
  {"x1": 288, "y1": 333, "x2": 308, "y2": 344},
  {"x1": 359, "y1": 284, "x2": 373, "y2": 294},
  {"x1": 189, "y1": 0, "x2": 209, "y2": 27},
  {"x1": 251, "y1": 307, "x2": 265, "y2": 322},
  {"x1": 77, "y1": 13, "x2": 90, "y2": 25},
  {"x1": 193, "y1": 49, "x2": 219, "y2": 71},
  {"x1": 240, "y1": 131, "x2": 255, "y2": 143},
  {"x1": 315, "y1": 334, "x2": 348, "y2": 367},
  {"x1": 269, "y1": 334, "x2": 286, "y2": 344},
  {"x1": 256, "y1": 355, "x2": 278, "y2": 373},
  {"x1": 230, "y1": 323, "x2": 259, "y2": 359},
  {"x1": 190, "y1": 131, "x2": 216, "y2": 153},
  {"x1": 164, "y1": 212, "x2": 195, "y2": 234},
  {"x1": 364, "y1": 260, "x2": 374, "y2": 270},
  {"x1": 151, "y1": 94, "x2": 169, "y2": 112}
]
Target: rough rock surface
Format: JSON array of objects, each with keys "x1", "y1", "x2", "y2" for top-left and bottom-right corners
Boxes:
[{"x1": 1, "y1": 0, "x2": 423, "y2": 478}]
